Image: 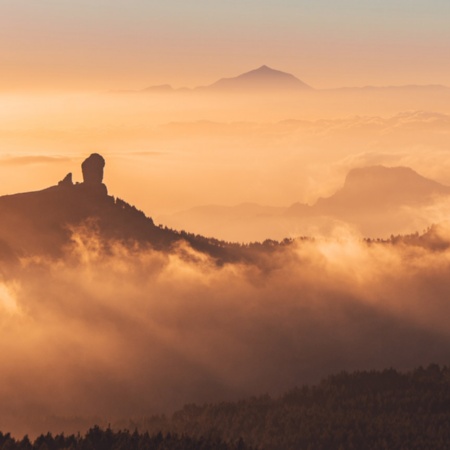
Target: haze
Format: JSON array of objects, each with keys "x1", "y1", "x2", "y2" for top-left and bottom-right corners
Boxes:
[
  {"x1": 2, "y1": 221, "x2": 450, "y2": 437},
  {"x1": 1, "y1": 0, "x2": 450, "y2": 90},
  {"x1": 1, "y1": 87, "x2": 450, "y2": 236},
  {"x1": 1, "y1": 0, "x2": 450, "y2": 441}
]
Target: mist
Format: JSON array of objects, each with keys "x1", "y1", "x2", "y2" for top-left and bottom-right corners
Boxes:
[
  {"x1": 1, "y1": 91, "x2": 450, "y2": 223},
  {"x1": 1, "y1": 223, "x2": 450, "y2": 437}
]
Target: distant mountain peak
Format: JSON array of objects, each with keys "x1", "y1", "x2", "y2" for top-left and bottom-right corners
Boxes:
[
  {"x1": 236, "y1": 65, "x2": 294, "y2": 78},
  {"x1": 343, "y1": 165, "x2": 436, "y2": 188},
  {"x1": 251, "y1": 65, "x2": 278, "y2": 73},
  {"x1": 254, "y1": 64, "x2": 287, "y2": 72},
  {"x1": 137, "y1": 65, "x2": 319, "y2": 93},
  {"x1": 313, "y1": 165, "x2": 450, "y2": 213},
  {"x1": 201, "y1": 65, "x2": 312, "y2": 91}
]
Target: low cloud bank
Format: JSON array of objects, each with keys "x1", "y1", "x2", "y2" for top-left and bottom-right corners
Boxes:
[{"x1": 1, "y1": 225, "x2": 450, "y2": 436}]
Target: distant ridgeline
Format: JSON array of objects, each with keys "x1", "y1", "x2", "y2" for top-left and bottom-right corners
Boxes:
[{"x1": 0, "y1": 366, "x2": 448, "y2": 450}]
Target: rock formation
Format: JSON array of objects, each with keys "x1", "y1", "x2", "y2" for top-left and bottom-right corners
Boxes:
[
  {"x1": 79, "y1": 153, "x2": 108, "y2": 196},
  {"x1": 58, "y1": 173, "x2": 73, "y2": 187},
  {"x1": 82, "y1": 153, "x2": 105, "y2": 185}
]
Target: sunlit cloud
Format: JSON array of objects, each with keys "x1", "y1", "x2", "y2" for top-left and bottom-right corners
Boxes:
[{"x1": 1, "y1": 224, "x2": 450, "y2": 436}]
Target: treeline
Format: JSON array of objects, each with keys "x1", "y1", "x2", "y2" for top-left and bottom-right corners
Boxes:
[
  {"x1": 95, "y1": 195, "x2": 450, "y2": 263},
  {"x1": 2, "y1": 366, "x2": 449, "y2": 450},
  {"x1": 132, "y1": 365, "x2": 450, "y2": 450},
  {"x1": 0, "y1": 428, "x2": 255, "y2": 450}
]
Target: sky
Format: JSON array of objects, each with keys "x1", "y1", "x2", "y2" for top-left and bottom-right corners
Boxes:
[{"x1": 1, "y1": 0, "x2": 450, "y2": 90}]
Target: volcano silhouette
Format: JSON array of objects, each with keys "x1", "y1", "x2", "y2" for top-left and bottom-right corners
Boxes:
[
  {"x1": 200, "y1": 65, "x2": 312, "y2": 91},
  {"x1": 141, "y1": 66, "x2": 312, "y2": 92}
]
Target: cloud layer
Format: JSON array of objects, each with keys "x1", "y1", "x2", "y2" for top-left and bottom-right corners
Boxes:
[{"x1": 1, "y1": 224, "x2": 450, "y2": 437}]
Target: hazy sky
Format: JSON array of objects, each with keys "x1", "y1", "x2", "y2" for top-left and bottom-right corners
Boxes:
[{"x1": 1, "y1": 0, "x2": 450, "y2": 90}]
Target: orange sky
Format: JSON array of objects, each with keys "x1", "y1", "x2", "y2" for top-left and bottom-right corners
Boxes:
[{"x1": 1, "y1": 0, "x2": 449, "y2": 91}]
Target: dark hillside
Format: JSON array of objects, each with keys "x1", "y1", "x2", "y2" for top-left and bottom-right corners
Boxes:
[
  {"x1": 133, "y1": 365, "x2": 450, "y2": 450},
  {"x1": 0, "y1": 154, "x2": 293, "y2": 263}
]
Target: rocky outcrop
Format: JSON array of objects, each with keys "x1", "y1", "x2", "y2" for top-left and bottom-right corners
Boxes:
[
  {"x1": 58, "y1": 173, "x2": 73, "y2": 187},
  {"x1": 78, "y1": 153, "x2": 108, "y2": 196},
  {"x1": 82, "y1": 153, "x2": 105, "y2": 185}
]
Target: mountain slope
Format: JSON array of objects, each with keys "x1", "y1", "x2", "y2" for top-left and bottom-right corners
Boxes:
[{"x1": 0, "y1": 154, "x2": 277, "y2": 263}]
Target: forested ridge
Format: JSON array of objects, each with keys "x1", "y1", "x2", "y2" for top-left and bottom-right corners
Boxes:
[
  {"x1": 0, "y1": 428, "x2": 255, "y2": 450},
  {"x1": 1, "y1": 366, "x2": 449, "y2": 450},
  {"x1": 134, "y1": 365, "x2": 450, "y2": 450}
]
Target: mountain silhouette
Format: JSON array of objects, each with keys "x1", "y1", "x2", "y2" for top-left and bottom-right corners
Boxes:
[
  {"x1": 136, "y1": 68, "x2": 450, "y2": 94},
  {"x1": 199, "y1": 65, "x2": 312, "y2": 92},
  {"x1": 3, "y1": 158, "x2": 447, "y2": 256},
  {"x1": 162, "y1": 166, "x2": 450, "y2": 241},
  {"x1": 140, "y1": 66, "x2": 312, "y2": 92},
  {"x1": 135, "y1": 67, "x2": 450, "y2": 94},
  {"x1": 0, "y1": 154, "x2": 263, "y2": 263},
  {"x1": 287, "y1": 165, "x2": 450, "y2": 216}
]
